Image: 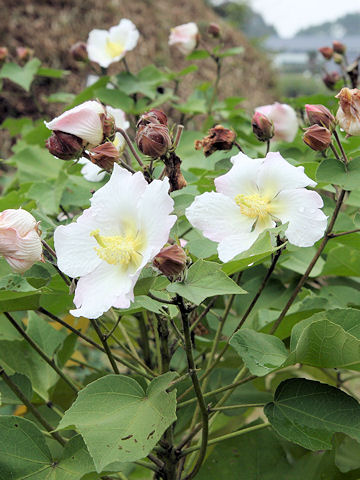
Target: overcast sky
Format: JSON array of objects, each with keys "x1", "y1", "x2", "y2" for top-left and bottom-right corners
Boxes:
[{"x1": 250, "y1": 0, "x2": 360, "y2": 37}]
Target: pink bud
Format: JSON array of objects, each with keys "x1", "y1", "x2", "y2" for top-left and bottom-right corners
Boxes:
[
  {"x1": 252, "y1": 112, "x2": 274, "y2": 141},
  {"x1": 305, "y1": 104, "x2": 336, "y2": 131},
  {"x1": 136, "y1": 123, "x2": 172, "y2": 158},
  {"x1": 333, "y1": 41, "x2": 346, "y2": 54},
  {"x1": 16, "y1": 47, "x2": 33, "y2": 62},
  {"x1": 0, "y1": 47, "x2": 8, "y2": 61},
  {"x1": 322, "y1": 72, "x2": 340, "y2": 90},
  {"x1": 318, "y1": 46, "x2": 333, "y2": 60}
]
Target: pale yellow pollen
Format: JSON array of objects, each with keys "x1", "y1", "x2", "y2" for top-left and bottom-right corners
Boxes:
[
  {"x1": 90, "y1": 229, "x2": 142, "y2": 267},
  {"x1": 105, "y1": 39, "x2": 125, "y2": 59},
  {"x1": 235, "y1": 193, "x2": 272, "y2": 219}
]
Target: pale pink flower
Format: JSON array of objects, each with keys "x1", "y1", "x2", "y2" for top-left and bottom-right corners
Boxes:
[
  {"x1": 255, "y1": 103, "x2": 298, "y2": 142},
  {"x1": 0, "y1": 209, "x2": 43, "y2": 273},
  {"x1": 54, "y1": 165, "x2": 176, "y2": 319},
  {"x1": 169, "y1": 22, "x2": 199, "y2": 55},
  {"x1": 336, "y1": 87, "x2": 360, "y2": 136}
]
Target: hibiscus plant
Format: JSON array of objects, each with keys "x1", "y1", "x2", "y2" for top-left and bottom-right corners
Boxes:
[{"x1": 1, "y1": 18, "x2": 360, "y2": 480}]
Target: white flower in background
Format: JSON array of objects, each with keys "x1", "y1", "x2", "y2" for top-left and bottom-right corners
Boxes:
[
  {"x1": 78, "y1": 106, "x2": 130, "y2": 182},
  {"x1": 45, "y1": 101, "x2": 106, "y2": 148},
  {"x1": 186, "y1": 152, "x2": 327, "y2": 263},
  {"x1": 255, "y1": 103, "x2": 298, "y2": 142},
  {"x1": 336, "y1": 87, "x2": 360, "y2": 136},
  {"x1": 87, "y1": 19, "x2": 139, "y2": 68},
  {"x1": 54, "y1": 164, "x2": 176, "y2": 318},
  {"x1": 0, "y1": 209, "x2": 43, "y2": 273},
  {"x1": 169, "y1": 22, "x2": 199, "y2": 55}
]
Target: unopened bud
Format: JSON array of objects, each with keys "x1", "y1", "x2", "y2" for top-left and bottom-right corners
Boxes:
[
  {"x1": 252, "y1": 112, "x2": 274, "y2": 142},
  {"x1": 137, "y1": 109, "x2": 168, "y2": 127},
  {"x1": 333, "y1": 41, "x2": 346, "y2": 55},
  {"x1": 305, "y1": 104, "x2": 336, "y2": 131},
  {"x1": 70, "y1": 42, "x2": 88, "y2": 62},
  {"x1": 195, "y1": 125, "x2": 236, "y2": 157},
  {"x1": 153, "y1": 244, "x2": 187, "y2": 279},
  {"x1": 208, "y1": 23, "x2": 221, "y2": 37},
  {"x1": 102, "y1": 113, "x2": 116, "y2": 142},
  {"x1": 347, "y1": 61, "x2": 359, "y2": 89},
  {"x1": 0, "y1": 47, "x2": 8, "y2": 61},
  {"x1": 16, "y1": 47, "x2": 33, "y2": 62},
  {"x1": 303, "y1": 125, "x2": 332, "y2": 151},
  {"x1": 333, "y1": 52, "x2": 343, "y2": 65},
  {"x1": 89, "y1": 141, "x2": 119, "y2": 171},
  {"x1": 136, "y1": 123, "x2": 172, "y2": 158},
  {"x1": 318, "y1": 47, "x2": 333, "y2": 60},
  {"x1": 322, "y1": 71, "x2": 340, "y2": 90},
  {"x1": 46, "y1": 131, "x2": 83, "y2": 160}
]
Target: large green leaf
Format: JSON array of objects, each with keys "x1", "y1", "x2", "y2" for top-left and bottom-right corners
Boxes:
[
  {"x1": 57, "y1": 372, "x2": 177, "y2": 472},
  {"x1": 265, "y1": 378, "x2": 360, "y2": 450},
  {"x1": 316, "y1": 157, "x2": 360, "y2": 190},
  {"x1": 167, "y1": 259, "x2": 245, "y2": 304},
  {"x1": 0, "y1": 373, "x2": 32, "y2": 405},
  {"x1": 287, "y1": 308, "x2": 360, "y2": 370},
  {"x1": 10, "y1": 145, "x2": 63, "y2": 182},
  {"x1": 230, "y1": 329, "x2": 288, "y2": 376},
  {"x1": 0, "y1": 58, "x2": 41, "y2": 91}
]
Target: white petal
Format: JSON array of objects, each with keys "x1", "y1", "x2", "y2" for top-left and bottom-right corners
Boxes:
[
  {"x1": 218, "y1": 231, "x2": 260, "y2": 262},
  {"x1": 54, "y1": 209, "x2": 102, "y2": 277},
  {"x1": 109, "y1": 19, "x2": 139, "y2": 52},
  {"x1": 78, "y1": 158, "x2": 106, "y2": 182},
  {"x1": 214, "y1": 153, "x2": 263, "y2": 199},
  {"x1": 271, "y1": 189, "x2": 327, "y2": 247},
  {"x1": 87, "y1": 29, "x2": 114, "y2": 68},
  {"x1": 186, "y1": 191, "x2": 254, "y2": 243},
  {"x1": 71, "y1": 261, "x2": 136, "y2": 318},
  {"x1": 0, "y1": 209, "x2": 37, "y2": 236},
  {"x1": 106, "y1": 106, "x2": 130, "y2": 131},
  {"x1": 257, "y1": 152, "x2": 316, "y2": 199}
]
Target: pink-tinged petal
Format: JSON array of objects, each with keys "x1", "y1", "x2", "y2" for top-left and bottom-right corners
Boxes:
[
  {"x1": 169, "y1": 23, "x2": 198, "y2": 55},
  {"x1": 54, "y1": 209, "x2": 102, "y2": 278},
  {"x1": 71, "y1": 262, "x2": 136, "y2": 318},
  {"x1": 271, "y1": 189, "x2": 327, "y2": 247},
  {"x1": 218, "y1": 231, "x2": 260, "y2": 262},
  {"x1": 257, "y1": 152, "x2": 316, "y2": 199},
  {"x1": 90, "y1": 164, "x2": 148, "y2": 233},
  {"x1": 215, "y1": 153, "x2": 263, "y2": 198},
  {"x1": 186, "y1": 192, "x2": 254, "y2": 243},
  {"x1": 0, "y1": 209, "x2": 37, "y2": 236},
  {"x1": 0, "y1": 229, "x2": 43, "y2": 273},
  {"x1": 45, "y1": 101, "x2": 105, "y2": 146},
  {"x1": 87, "y1": 29, "x2": 113, "y2": 68}
]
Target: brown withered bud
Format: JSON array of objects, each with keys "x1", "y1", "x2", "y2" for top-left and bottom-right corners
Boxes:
[
  {"x1": 333, "y1": 41, "x2": 346, "y2": 54},
  {"x1": 305, "y1": 104, "x2": 336, "y2": 131},
  {"x1": 322, "y1": 71, "x2": 340, "y2": 90},
  {"x1": 137, "y1": 109, "x2": 168, "y2": 127},
  {"x1": 102, "y1": 113, "x2": 116, "y2": 142},
  {"x1": 303, "y1": 125, "x2": 332, "y2": 151},
  {"x1": 0, "y1": 47, "x2": 8, "y2": 61},
  {"x1": 70, "y1": 42, "x2": 88, "y2": 62},
  {"x1": 153, "y1": 244, "x2": 187, "y2": 279},
  {"x1": 46, "y1": 131, "x2": 84, "y2": 160},
  {"x1": 136, "y1": 123, "x2": 172, "y2": 158},
  {"x1": 252, "y1": 111, "x2": 274, "y2": 142},
  {"x1": 89, "y1": 142, "x2": 119, "y2": 171},
  {"x1": 164, "y1": 152, "x2": 187, "y2": 192},
  {"x1": 208, "y1": 23, "x2": 221, "y2": 38},
  {"x1": 16, "y1": 47, "x2": 33, "y2": 62},
  {"x1": 347, "y1": 61, "x2": 359, "y2": 89},
  {"x1": 195, "y1": 125, "x2": 236, "y2": 157},
  {"x1": 318, "y1": 47, "x2": 333, "y2": 60}
]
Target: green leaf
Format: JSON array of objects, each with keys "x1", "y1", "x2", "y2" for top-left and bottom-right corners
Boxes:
[
  {"x1": 230, "y1": 329, "x2": 288, "y2": 376},
  {"x1": 0, "y1": 373, "x2": 32, "y2": 405},
  {"x1": 335, "y1": 435, "x2": 360, "y2": 473},
  {"x1": 0, "y1": 58, "x2": 41, "y2": 91},
  {"x1": 37, "y1": 66, "x2": 68, "y2": 78},
  {"x1": 287, "y1": 308, "x2": 360, "y2": 370},
  {"x1": 186, "y1": 50, "x2": 211, "y2": 60},
  {"x1": 0, "y1": 290, "x2": 41, "y2": 312},
  {"x1": 26, "y1": 171, "x2": 68, "y2": 214},
  {"x1": 316, "y1": 157, "x2": 360, "y2": 190},
  {"x1": 10, "y1": 145, "x2": 63, "y2": 182},
  {"x1": 57, "y1": 372, "x2": 177, "y2": 472},
  {"x1": 47, "y1": 92, "x2": 75, "y2": 103},
  {"x1": 167, "y1": 260, "x2": 246, "y2": 305},
  {"x1": 218, "y1": 46, "x2": 244, "y2": 58},
  {"x1": 0, "y1": 274, "x2": 37, "y2": 292},
  {"x1": 265, "y1": 378, "x2": 360, "y2": 450},
  {"x1": 94, "y1": 87, "x2": 133, "y2": 112},
  {"x1": 321, "y1": 245, "x2": 360, "y2": 276}
]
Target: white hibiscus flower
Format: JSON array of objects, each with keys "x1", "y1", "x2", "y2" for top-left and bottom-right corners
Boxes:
[{"x1": 186, "y1": 152, "x2": 327, "y2": 263}]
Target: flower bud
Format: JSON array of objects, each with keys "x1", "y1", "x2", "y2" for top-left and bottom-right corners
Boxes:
[
  {"x1": 305, "y1": 104, "x2": 336, "y2": 131},
  {"x1": 347, "y1": 61, "x2": 359, "y2": 89},
  {"x1": 303, "y1": 125, "x2": 332, "y2": 151},
  {"x1": 0, "y1": 209, "x2": 43, "y2": 273},
  {"x1": 89, "y1": 141, "x2": 119, "y2": 171},
  {"x1": 46, "y1": 131, "x2": 84, "y2": 160},
  {"x1": 322, "y1": 71, "x2": 340, "y2": 90},
  {"x1": 0, "y1": 47, "x2": 8, "y2": 61},
  {"x1": 195, "y1": 125, "x2": 236, "y2": 157},
  {"x1": 102, "y1": 112, "x2": 116, "y2": 142},
  {"x1": 252, "y1": 112, "x2": 274, "y2": 142},
  {"x1": 333, "y1": 52, "x2": 343, "y2": 65},
  {"x1": 333, "y1": 41, "x2": 346, "y2": 55},
  {"x1": 137, "y1": 109, "x2": 168, "y2": 127},
  {"x1": 136, "y1": 123, "x2": 172, "y2": 158},
  {"x1": 208, "y1": 23, "x2": 221, "y2": 38},
  {"x1": 336, "y1": 87, "x2": 360, "y2": 136},
  {"x1": 70, "y1": 41, "x2": 88, "y2": 62},
  {"x1": 318, "y1": 47, "x2": 333, "y2": 60},
  {"x1": 153, "y1": 244, "x2": 187, "y2": 279},
  {"x1": 16, "y1": 47, "x2": 33, "y2": 62}
]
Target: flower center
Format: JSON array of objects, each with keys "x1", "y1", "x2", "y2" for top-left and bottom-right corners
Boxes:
[
  {"x1": 106, "y1": 39, "x2": 125, "y2": 59},
  {"x1": 91, "y1": 229, "x2": 142, "y2": 267},
  {"x1": 235, "y1": 193, "x2": 271, "y2": 219}
]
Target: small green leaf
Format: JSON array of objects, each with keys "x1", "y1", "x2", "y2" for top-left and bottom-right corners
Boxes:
[
  {"x1": 265, "y1": 378, "x2": 360, "y2": 450},
  {"x1": 218, "y1": 46, "x2": 244, "y2": 58},
  {"x1": 167, "y1": 259, "x2": 246, "y2": 304},
  {"x1": 186, "y1": 50, "x2": 211, "y2": 60},
  {"x1": 0, "y1": 58, "x2": 41, "y2": 91},
  {"x1": 37, "y1": 66, "x2": 68, "y2": 78},
  {"x1": 47, "y1": 92, "x2": 75, "y2": 103}
]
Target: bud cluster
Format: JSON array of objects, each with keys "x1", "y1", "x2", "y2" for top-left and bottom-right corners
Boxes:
[
  {"x1": 303, "y1": 104, "x2": 335, "y2": 151},
  {"x1": 136, "y1": 109, "x2": 172, "y2": 158}
]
